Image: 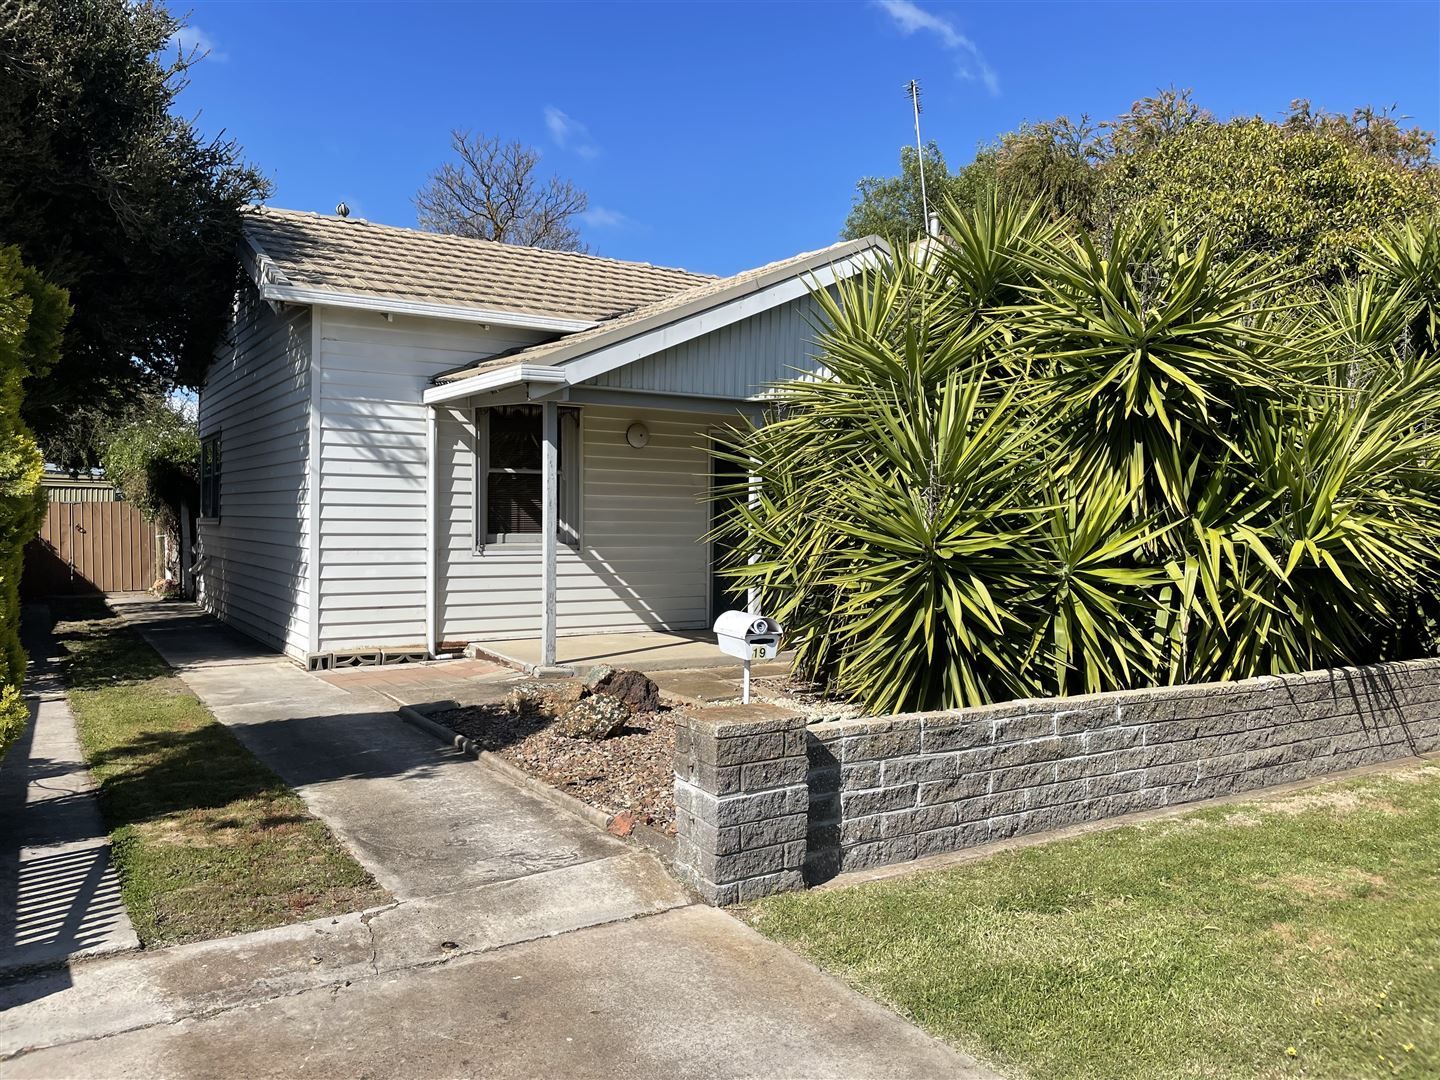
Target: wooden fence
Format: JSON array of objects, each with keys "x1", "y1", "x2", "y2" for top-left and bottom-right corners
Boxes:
[{"x1": 22, "y1": 501, "x2": 160, "y2": 597}]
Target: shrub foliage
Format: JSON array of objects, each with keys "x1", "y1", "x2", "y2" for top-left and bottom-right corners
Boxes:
[
  {"x1": 0, "y1": 246, "x2": 70, "y2": 758},
  {"x1": 101, "y1": 397, "x2": 200, "y2": 534},
  {"x1": 716, "y1": 203, "x2": 1440, "y2": 713}
]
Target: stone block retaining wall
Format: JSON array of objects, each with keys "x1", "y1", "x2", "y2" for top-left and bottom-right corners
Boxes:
[{"x1": 673, "y1": 659, "x2": 1440, "y2": 904}]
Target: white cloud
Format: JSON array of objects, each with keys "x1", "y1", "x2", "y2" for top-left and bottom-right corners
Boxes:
[
  {"x1": 579, "y1": 206, "x2": 630, "y2": 229},
  {"x1": 544, "y1": 106, "x2": 599, "y2": 158},
  {"x1": 874, "y1": 0, "x2": 998, "y2": 96},
  {"x1": 169, "y1": 24, "x2": 228, "y2": 63}
]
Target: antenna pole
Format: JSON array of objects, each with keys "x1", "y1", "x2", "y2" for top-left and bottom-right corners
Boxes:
[{"x1": 906, "y1": 79, "x2": 929, "y2": 227}]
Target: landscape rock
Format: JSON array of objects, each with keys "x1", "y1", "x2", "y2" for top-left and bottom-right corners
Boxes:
[
  {"x1": 557, "y1": 694, "x2": 631, "y2": 741},
  {"x1": 506, "y1": 680, "x2": 586, "y2": 719},
  {"x1": 584, "y1": 667, "x2": 661, "y2": 715},
  {"x1": 583, "y1": 664, "x2": 616, "y2": 692}
]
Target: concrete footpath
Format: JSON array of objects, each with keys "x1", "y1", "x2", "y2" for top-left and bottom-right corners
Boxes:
[
  {"x1": 1, "y1": 905, "x2": 982, "y2": 1079},
  {"x1": 0, "y1": 598, "x2": 994, "y2": 1079},
  {"x1": 0, "y1": 609, "x2": 137, "y2": 977}
]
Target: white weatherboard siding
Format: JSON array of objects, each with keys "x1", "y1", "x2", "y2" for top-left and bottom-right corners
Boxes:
[
  {"x1": 585, "y1": 292, "x2": 830, "y2": 399},
  {"x1": 315, "y1": 308, "x2": 549, "y2": 651},
  {"x1": 196, "y1": 286, "x2": 312, "y2": 659},
  {"x1": 438, "y1": 405, "x2": 713, "y2": 643},
  {"x1": 308, "y1": 290, "x2": 827, "y2": 654}
]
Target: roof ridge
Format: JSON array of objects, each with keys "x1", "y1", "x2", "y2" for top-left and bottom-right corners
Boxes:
[
  {"x1": 247, "y1": 205, "x2": 717, "y2": 281},
  {"x1": 596, "y1": 236, "x2": 883, "y2": 314}
]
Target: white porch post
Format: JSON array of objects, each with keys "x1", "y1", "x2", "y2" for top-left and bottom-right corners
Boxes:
[
  {"x1": 424, "y1": 405, "x2": 438, "y2": 658},
  {"x1": 540, "y1": 399, "x2": 558, "y2": 668},
  {"x1": 746, "y1": 460, "x2": 760, "y2": 616}
]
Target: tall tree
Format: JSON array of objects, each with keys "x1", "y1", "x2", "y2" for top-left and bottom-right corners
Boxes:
[
  {"x1": 843, "y1": 142, "x2": 991, "y2": 240},
  {"x1": 1104, "y1": 114, "x2": 1440, "y2": 282},
  {"x1": 844, "y1": 90, "x2": 1440, "y2": 278},
  {"x1": 415, "y1": 131, "x2": 589, "y2": 250},
  {"x1": 0, "y1": 0, "x2": 271, "y2": 467}
]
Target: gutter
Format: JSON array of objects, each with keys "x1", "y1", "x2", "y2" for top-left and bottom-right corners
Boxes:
[
  {"x1": 258, "y1": 284, "x2": 598, "y2": 335},
  {"x1": 421, "y1": 364, "x2": 566, "y2": 406}
]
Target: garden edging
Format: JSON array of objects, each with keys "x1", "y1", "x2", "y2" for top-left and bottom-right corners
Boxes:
[
  {"x1": 395, "y1": 705, "x2": 676, "y2": 858},
  {"x1": 673, "y1": 656, "x2": 1440, "y2": 904}
]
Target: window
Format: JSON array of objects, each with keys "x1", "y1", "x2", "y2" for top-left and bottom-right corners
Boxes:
[
  {"x1": 200, "y1": 434, "x2": 221, "y2": 518},
  {"x1": 476, "y1": 405, "x2": 579, "y2": 548}
]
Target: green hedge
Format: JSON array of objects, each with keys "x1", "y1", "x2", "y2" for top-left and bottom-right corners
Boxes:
[{"x1": 0, "y1": 246, "x2": 70, "y2": 759}]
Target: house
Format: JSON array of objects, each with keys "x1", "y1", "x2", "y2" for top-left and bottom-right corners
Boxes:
[{"x1": 196, "y1": 207, "x2": 883, "y2": 669}]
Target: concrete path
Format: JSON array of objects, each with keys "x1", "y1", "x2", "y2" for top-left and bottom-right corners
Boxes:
[
  {"x1": 0, "y1": 609, "x2": 137, "y2": 977},
  {"x1": 0, "y1": 598, "x2": 994, "y2": 1079},
  {"x1": 1, "y1": 905, "x2": 989, "y2": 1079},
  {"x1": 106, "y1": 596, "x2": 679, "y2": 906}
]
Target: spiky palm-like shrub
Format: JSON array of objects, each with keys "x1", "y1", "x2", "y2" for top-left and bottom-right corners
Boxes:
[{"x1": 714, "y1": 205, "x2": 1440, "y2": 713}]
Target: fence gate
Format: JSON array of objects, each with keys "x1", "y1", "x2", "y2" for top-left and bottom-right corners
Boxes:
[{"x1": 22, "y1": 501, "x2": 160, "y2": 597}]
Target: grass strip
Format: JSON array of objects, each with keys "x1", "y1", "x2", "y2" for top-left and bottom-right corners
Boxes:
[
  {"x1": 743, "y1": 761, "x2": 1440, "y2": 1080},
  {"x1": 56, "y1": 600, "x2": 387, "y2": 946}
]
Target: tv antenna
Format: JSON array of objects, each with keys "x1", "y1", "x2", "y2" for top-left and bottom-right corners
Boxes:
[{"x1": 905, "y1": 79, "x2": 930, "y2": 228}]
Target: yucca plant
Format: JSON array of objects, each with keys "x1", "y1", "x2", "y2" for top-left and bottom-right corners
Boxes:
[
  {"x1": 1173, "y1": 397, "x2": 1438, "y2": 679},
  {"x1": 715, "y1": 350, "x2": 1049, "y2": 713},
  {"x1": 1364, "y1": 216, "x2": 1440, "y2": 355},
  {"x1": 715, "y1": 204, "x2": 1440, "y2": 714},
  {"x1": 1020, "y1": 478, "x2": 1173, "y2": 696},
  {"x1": 1017, "y1": 216, "x2": 1302, "y2": 511}
]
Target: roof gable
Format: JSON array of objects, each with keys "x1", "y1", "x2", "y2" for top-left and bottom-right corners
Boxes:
[{"x1": 424, "y1": 236, "x2": 888, "y2": 404}]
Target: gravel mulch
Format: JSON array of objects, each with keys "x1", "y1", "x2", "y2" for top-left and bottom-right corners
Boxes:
[{"x1": 429, "y1": 701, "x2": 679, "y2": 832}]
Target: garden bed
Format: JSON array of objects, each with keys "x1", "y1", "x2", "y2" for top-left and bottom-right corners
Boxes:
[{"x1": 429, "y1": 701, "x2": 679, "y2": 832}]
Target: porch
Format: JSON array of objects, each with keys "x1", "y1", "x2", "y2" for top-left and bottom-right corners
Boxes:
[
  {"x1": 470, "y1": 629, "x2": 759, "y2": 675},
  {"x1": 421, "y1": 390, "x2": 759, "y2": 671}
]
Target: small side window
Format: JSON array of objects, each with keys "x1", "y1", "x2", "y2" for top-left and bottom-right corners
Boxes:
[{"x1": 200, "y1": 434, "x2": 221, "y2": 519}]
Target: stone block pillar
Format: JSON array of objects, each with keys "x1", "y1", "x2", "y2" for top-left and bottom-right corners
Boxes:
[{"x1": 672, "y1": 704, "x2": 809, "y2": 905}]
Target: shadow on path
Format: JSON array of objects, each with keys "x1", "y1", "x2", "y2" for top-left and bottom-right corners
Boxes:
[{"x1": 0, "y1": 607, "x2": 138, "y2": 1002}]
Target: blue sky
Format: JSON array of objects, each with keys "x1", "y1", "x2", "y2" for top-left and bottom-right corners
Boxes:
[{"x1": 176, "y1": 0, "x2": 1439, "y2": 275}]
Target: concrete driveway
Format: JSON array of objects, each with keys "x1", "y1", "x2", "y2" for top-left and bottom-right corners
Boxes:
[
  {"x1": 0, "y1": 599, "x2": 995, "y2": 1079},
  {"x1": 108, "y1": 596, "x2": 654, "y2": 905}
]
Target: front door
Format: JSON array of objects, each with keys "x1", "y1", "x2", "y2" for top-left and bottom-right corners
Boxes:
[{"x1": 709, "y1": 440, "x2": 747, "y2": 622}]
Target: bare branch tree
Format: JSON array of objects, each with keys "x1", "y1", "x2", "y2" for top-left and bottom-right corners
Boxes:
[{"x1": 414, "y1": 131, "x2": 588, "y2": 251}]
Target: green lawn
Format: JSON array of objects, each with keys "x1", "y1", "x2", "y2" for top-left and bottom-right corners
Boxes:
[
  {"x1": 743, "y1": 761, "x2": 1440, "y2": 1080},
  {"x1": 56, "y1": 601, "x2": 387, "y2": 946}
]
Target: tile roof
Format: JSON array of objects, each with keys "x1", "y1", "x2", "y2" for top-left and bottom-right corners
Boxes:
[
  {"x1": 434, "y1": 237, "x2": 887, "y2": 385},
  {"x1": 242, "y1": 207, "x2": 715, "y2": 324}
]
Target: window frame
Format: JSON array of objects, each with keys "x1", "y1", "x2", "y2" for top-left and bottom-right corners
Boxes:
[
  {"x1": 199, "y1": 433, "x2": 221, "y2": 520},
  {"x1": 473, "y1": 405, "x2": 581, "y2": 553}
]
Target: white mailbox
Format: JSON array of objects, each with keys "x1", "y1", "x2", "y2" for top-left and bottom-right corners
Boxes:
[
  {"x1": 714, "y1": 611, "x2": 783, "y2": 660},
  {"x1": 714, "y1": 611, "x2": 784, "y2": 702}
]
